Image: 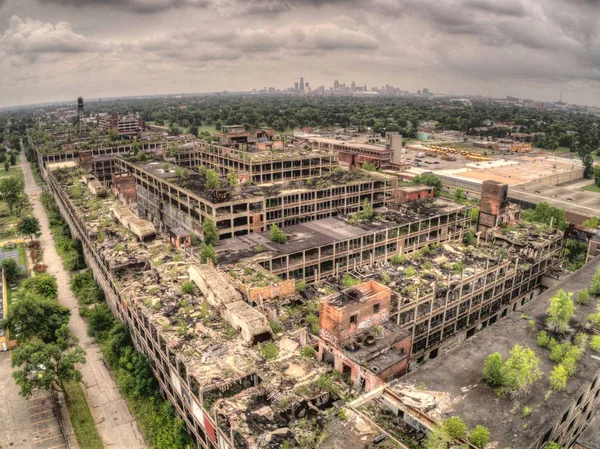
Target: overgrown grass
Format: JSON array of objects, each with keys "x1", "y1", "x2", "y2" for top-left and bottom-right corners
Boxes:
[
  {"x1": 64, "y1": 382, "x2": 104, "y2": 449},
  {"x1": 581, "y1": 184, "x2": 600, "y2": 193}
]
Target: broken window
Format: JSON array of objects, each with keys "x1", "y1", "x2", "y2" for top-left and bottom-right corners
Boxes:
[
  {"x1": 350, "y1": 314, "x2": 358, "y2": 325},
  {"x1": 373, "y1": 304, "x2": 380, "y2": 313}
]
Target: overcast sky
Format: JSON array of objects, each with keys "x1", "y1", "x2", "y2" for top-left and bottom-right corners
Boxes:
[{"x1": 1, "y1": 0, "x2": 600, "y2": 108}]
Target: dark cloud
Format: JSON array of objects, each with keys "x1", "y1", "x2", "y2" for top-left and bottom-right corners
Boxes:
[
  {"x1": 43, "y1": 0, "x2": 209, "y2": 14},
  {"x1": 0, "y1": 15, "x2": 104, "y2": 59},
  {"x1": 463, "y1": 0, "x2": 526, "y2": 17}
]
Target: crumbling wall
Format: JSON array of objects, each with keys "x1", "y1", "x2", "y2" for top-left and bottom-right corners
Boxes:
[
  {"x1": 189, "y1": 265, "x2": 241, "y2": 308},
  {"x1": 223, "y1": 300, "x2": 271, "y2": 344},
  {"x1": 189, "y1": 265, "x2": 272, "y2": 344},
  {"x1": 320, "y1": 281, "x2": 391, "y2": 344},
  {"x1": 244, "y1": 279, "x2": 296, "y2": 303}
]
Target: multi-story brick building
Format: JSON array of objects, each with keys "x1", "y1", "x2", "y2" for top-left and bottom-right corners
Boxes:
[
  {"x1": 217, "y1": 199, "x2": 472, "y2": 282},
  {"x1": 113, "y1": 156, "x2": 400, "y2": 240},
  {"x1": 363, "y1": 257, "x2": 600, "y2": 449},
  {"x1": 98, "y1": 113, "x2": 143, "y2": 136},
  {"x1": 176, "y1": 140, "x2": 336, "y2": 184}
]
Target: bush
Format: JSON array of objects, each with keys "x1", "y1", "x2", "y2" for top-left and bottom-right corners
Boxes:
[
  {"x1": 306, "y1": 313, "x2": 320, "y2": 335},
  {"x1": 180, "y1": 281, "x2": 195, "y2": 295},
  {"x1": 259, "y1": 341, "x2": 279, "y2": 360},
  {"x1": 269, "y1": 320, "x2": 283, "y2": 334},
  {"x1": 269, "y1": 224, "x2": 287, "y2": 243},
  {"x1": 483, "y1": 352, "x2": 504, "y2": 387},
  {"x1": 468, "y1": 425, "x2": 490, "y2": 449},
  {"x1": 463, "y1": 231, "x2": 476, "y2": 246},
  {"x1": 295, "y1": 281, "x2": 306, "y2": 292},
  {"x1": 300, "y1": 346, "x2": 316, "y2": 359},
  {"x1": 443, "y1": 416, "x2": 467, "y2": 440},
  {"x1": 1, "y1": 258, "x2": 20, "y2": 283},
  {"x1": 549, "y1": 365, "x2": 568, "y2": 391},
  {"x1": 404, "y1": 266, "x2": 417, "y2": 277},
  {"x1": 342, "y1": 274, "x2": 360, "y2": 288},
  {"x1": 591, "y1": 336, "x2": 600, "y2": 352},
  {"x1": 21, "y1": 274, "x2": 57, "y2": 300},
  {"x1": 389, "y1": 253, "x2": 406, "y2": 265},
  {"x1": 87, "y1": 304, "x2": 116, "y2": 340},
  {"x1": 537, "y1": 331, "x2": 551, "y2": 348},
  {"x1": 576, "y1": 289, "x2": 590, "y2": 305}
]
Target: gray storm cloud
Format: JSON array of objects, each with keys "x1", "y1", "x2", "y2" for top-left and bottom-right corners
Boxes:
[{"x1": 0, "y1": 0, "x2": 599, "y2": 107}]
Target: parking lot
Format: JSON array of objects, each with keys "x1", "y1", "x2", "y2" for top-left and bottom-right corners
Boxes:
[{"x1": 0, "y1": 352, "x2": 67, "y2": 449}]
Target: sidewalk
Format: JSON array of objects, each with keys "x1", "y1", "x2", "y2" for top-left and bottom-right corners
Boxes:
[{"x1": 20, "y1": 151, "x2": 147, "y2": 448}]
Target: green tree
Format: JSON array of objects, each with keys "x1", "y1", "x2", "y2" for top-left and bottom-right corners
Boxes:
[
  {"x1": 412, "y1": 173, "x2": 442, "y2": 196},
  {"x1": 502, "y1": 345, "x2": 543, "y2": 396},
  {"x1": 594, "y1": 166, "x2": 600, "y2": 188},
  {"x1": 11, "y1": 325, "x2": 86, "y2": 397},
  {"x1": 483, "y1": 352, "x2": 504, "y2": 387},
  {"x1": 2, "y1": 292, "x2": 70, "y2": 343},
  {"x1": 443, "y1": 416, "x2": 467, "y2": 439},
  {"x1": 202, "y1": 217, "x2": 217, "y2": 246},
  {"x1": 0, "y1": 176, "x2": 24, "y2": 215},
  {"x1": 227, "y1": 170, "x2": 239, "y2": 187},
  {"x1": 269, "y1": 224, "x2": 288, "y2": 243},
  {"x1": 205, "y1": 169, "x2": 220, "y2": 190},
  {"x1": 1, "y1": 258, "x2": 20, "y2": 283},
  {"x1": 463, "y1": 231, "x2": 476, "y2": 246},
  {"x1": 468, "y1": 425, "x2": 490, "y2": 449},
  {"x1": 3, "y1": 159, "x2": 9, "y2": 172},
  {"x1": 17, "y1": 216, "x2": 40, "y2": 239},
  {"x1": 189, "y1": 124, "x2": 199, "y2": 137},
  {"x1": 200, "y1": 243, "x2": 216, "y2": 264},
  {"x1": 21, "y1": 274, "x2": 58, "y2": 300},
  {"x1": 521, "y1": 202, "x2": 567, "y2": 230},
  {"x1": 545, "y1": 443, "x2": 564, "y2": 449},
  {"x1": 546, "y1": 289, "x2": 575, "y2": 333},
  {"x1": 108, "y1": 129, "x2": 120, "y2": 142},
  {"x1": 10, "y1": 152, "x2": 16, "y2": 166}
]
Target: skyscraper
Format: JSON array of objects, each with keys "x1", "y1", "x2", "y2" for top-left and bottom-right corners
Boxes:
[{"x1": 299, "y1": 77, "x2": 305, "y2": 93}]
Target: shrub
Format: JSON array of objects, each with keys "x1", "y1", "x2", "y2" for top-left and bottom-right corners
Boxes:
[
  {"x1": 463, "y1": 231, "x2": 476, "y2": 246},
  {"x1": 468, "y1": 425, "x2": 490, "y2": 449},
  {"x1": 546, "y1": 289, "x2": 575, "y2": 333},
  {"x1": 181, "y1": 281, "x2": 195, "y2": 295},
  {"x1": 300, "y1": 346, "x2": 316, "y2": 359},
  {"x1": 483, "y1": 353, "x2": 504, "y2": 387},
  {"x1": 522, "y1": 406, "x2": 532, "y2": 418},
  {"x1": 306, "y1": 313, "x2": 320, "y2": 335},
  {"x1": 576, "y1": 289, "x2": 590, "y2": 305},
  {"x1": 404, "y1": 266, "x2": 417, "y2": 277},
  {"x1": 295, "y1": 281, "x2": 306, "y2": 292},
  {"x1": 87, "y1": 304, "x2": 116, "y2": 340},
  {"x1": 342, "y1": 274, "x2": 360, "y2": 288},
  {"x1": 443, "y1": 416, "x2": 467, "y2": 440},
  {"x1": 389, "y1": 254, "x2": 406, "y2": 265},
  {"x1": 1, "y1": 258, "x2": 20, "y2": 283},
  {"x1": 259, "y1": 341, "x2": 279, "y2": 361},
  {"x1": 269, "y1": 320, "x2": 283, "y2": 334},
  {"x1": 549, "y1": 365, "x2": 568, "y2": 391},
  {"x1": 537, "y1": 331, "x2": 551, "y2": 348},
  {"x1": 269, "y1": 224, "x2": 287, "y2": 243},
  {"x1": 501, "y1": 345, "x2": 543, "y2": 396},
  {"x1": 585, "y1": 334, "x2": 600, "y2": 353},
  {"x1": 21, "y1": 274, "x2": 58, "y2": 300}
]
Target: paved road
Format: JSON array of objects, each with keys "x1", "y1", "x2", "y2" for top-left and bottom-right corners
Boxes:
[
  {"x1": 20, "y1": 151, "x2": 147, "y2": 449},
  {"x1": 0, "y1": 352, "x2": 69, "y2": 449}
]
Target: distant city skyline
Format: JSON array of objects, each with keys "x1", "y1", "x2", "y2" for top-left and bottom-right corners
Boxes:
[{"x1": 1, "y1": 0, "x2": 600, "y2": 108}]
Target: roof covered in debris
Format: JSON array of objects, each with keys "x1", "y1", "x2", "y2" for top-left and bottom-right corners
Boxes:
[
  {"x1": 389, "y1": 256, "x2": 600, "y2": 448},
  {"x1": 216, "y1": 200, "x2": 469, "y2": 264}
]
